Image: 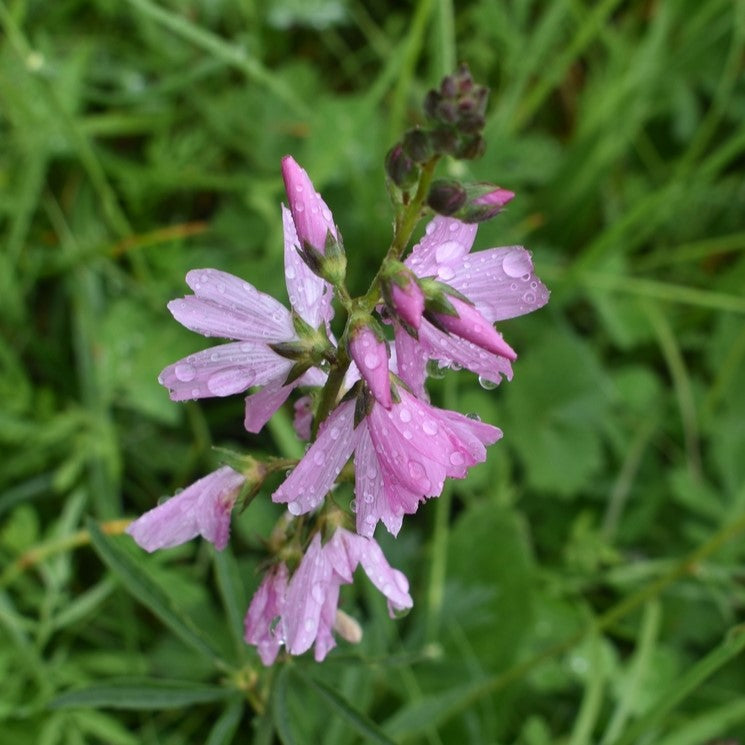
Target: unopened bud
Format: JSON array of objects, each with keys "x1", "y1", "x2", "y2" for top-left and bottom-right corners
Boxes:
[
  {"x1": 385, "y1": 144, "x2": 419, "y2": 189},
  {"x1": 348, "y1": 321, "x2": 392, "y2": 409},
  {"x1": 382, "y1": 263, "x2": 425, "y2": 332},
  {"x1": 402, "y1": 128, "x2": 432, "y2": 163},
  {"x1": 453, "y1": 183, "x2": 515, "y2": 223},
  {"x1": 427, "y1": 179, "x2": 467, "y2": 216}
]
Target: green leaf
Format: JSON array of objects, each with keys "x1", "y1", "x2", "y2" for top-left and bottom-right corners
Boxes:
[
  {"x1": 205, "y1": 698, "x2": 245, "y2": 745},
  {"x1": 273, "y1": 665, "x2": 301, "y2": 745},
  {"x1": 86, "y1": 519, "x2": 226, "y2": 667},
  {"x1": 294, "y1": 667, "x2": 397, "y2": 745},
  {"x1": 50, "y1": 677, "x2": 234, "y2": 710}
]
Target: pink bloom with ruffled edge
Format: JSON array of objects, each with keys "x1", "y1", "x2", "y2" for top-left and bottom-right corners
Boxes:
[
  {"x1": 126, "y1": 466, "x2": 245, "y2": 552},
  {"x1": 244, "y1": 529, "x2": 412, "y2": 663},
  {"x1": 272, "y1": 389, "x2": 502, "y2": 537},
  {"x1": 396, "y1": 215, "x2": 550, "y2": 394}
]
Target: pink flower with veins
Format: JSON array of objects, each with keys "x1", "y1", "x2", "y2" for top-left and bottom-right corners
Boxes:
[
  {"x1": 244, "y1": 529, "x2": 412, "y2": 663},
  {"x1": 127, "y1": 466, "x2": 245, "y2": 552},
  {"x1": 159, "y1": 158, "x2": 339, "y2": 433},
  {"x1": 273, "y1": 388, "x2": 502, "y2": 537},
  {"x1": 397, "y1": 215, "x2": 550, "y2": 396}
]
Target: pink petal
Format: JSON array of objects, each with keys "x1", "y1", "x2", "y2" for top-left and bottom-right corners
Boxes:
[
  {"x1": 418, "y1": 320, "x2": 513, "y2": 386},
  {"x1": 282, "y1": 534, "x2": 333, "y2": 655},
  {"x1": 244, "y1": 383, "x2": 294, "y2": 433},
  {"x1": 159, "y1": 343, "x2": 292, "y2": 401},
  {"x1": 127, "y1": 466, "x2": 244, "y2": 552},
  {"x1": 393, "y1": 325, "x2": 428, "y2": 399},
  {"x1": 348, "y1": 326, "x2": 392, "y2": 409},
  {"x1": 282, "y1": 205, "x2": 334, "y2": 329},
  {"x1": 173, "y1": 269, "x2": 294, "y2": 341},
  {"x1": 244, "y1": 563, "x2": 288, "y2": 665},
  {"x1": 406, "y1": 216, "x2": 477, "y2": 281},
  {"x1": 390, "y1": 279, "x2": 424, "y2": 330},
  {"x1": 281, "y1": 156, "x2": 339, "y2": 253},
  {"x1": 434, "y1": 296, "x2": 517, "y2": 360},
  {"x1": 293, "y1": 396, "x2": 313, "y2": 441},
  {"x1": 272, "y1": 400, "x2": 362, "y2": 515},
  {"x1": 447, "y1": 246, "x2": 550, "y2": 322}
]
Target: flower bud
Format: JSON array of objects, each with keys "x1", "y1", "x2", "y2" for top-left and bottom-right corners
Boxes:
[
  {"x1": 427, "y1": 179, "x2": 467, "y2": 216},
  {"x1": 385, "y1": 144, "x2": 419, "y2": 189},
  {"x1": 281, "y1": 155, "x2": 339, "y2": 254},
  {"x1": 453, "y1": 183, "x2": 515, "y2": 223},
  {"x1": 402, "y1": 128, "x2": 432, "y2": 163},
  {"x1": 348, "y1": 322, "x2": 392, "y2": 409},
  {"x1": 431, "y1": 295, "x2": 517, "y2": 361}
]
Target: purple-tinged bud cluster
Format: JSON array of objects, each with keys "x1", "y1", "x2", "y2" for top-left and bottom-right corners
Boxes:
[{"x1": 126, "y1": 68, "x2": 549, "y2": 667}]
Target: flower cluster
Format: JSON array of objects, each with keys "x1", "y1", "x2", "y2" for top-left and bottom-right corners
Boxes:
[{"x1": 126, "y1": 67, "x2": 549, "y2": 665}]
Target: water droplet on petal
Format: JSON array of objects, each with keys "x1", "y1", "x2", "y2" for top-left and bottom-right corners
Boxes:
[
  {"x1": 398, "y1": 408, "x2": 412, "y2": 423},
  {"x1": 502, "y1": 249, "x2": 532, "y2": 278},
  {"x1": 304, "y1": 618, "x2": 314, "y2": 632},
  {"x1": 330, "y1": 426, "x2": 340, "y2": 440},
  {"x1": 285, "y1": 265, "x2": 296, "y2": 279},
  {"x1": 295, "y1": 203, "x2": 305, "y2": 213},
  {"x1": 478, "y1": 375, "x2": 498, "y2": 390},
  {"x1": 174, "y1": 363, "x2": 196, "y2": 382},
  {"x1": 364, "y1": 353, "x2": 380, "y2": 370},
  {"x1": 349, "y1": 498, "x2": 357, "y2": 513},
  {"x1": 422, "y1": 419, "x2": 438, "y2": 435},
  {"x1": 449, "y1": 452, "x2": 465, "y2": 466},
  {"x1": 313, "y1": 450, "x2": 325, "y2": 465},
  {"x1": 437, "y1": 266, "x2": 456, "y2": 281},
  {"x1": 311, "y1": 583, "x2": 325, "y2": 604},
  {"x1": 435, "y1": 240, "x2": 462, "y2": 263},
  {"x1": 287, "y1": 501, "x2": 302, "y2": 515}
]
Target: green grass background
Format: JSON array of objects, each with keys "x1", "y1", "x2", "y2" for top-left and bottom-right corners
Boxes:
[{"x1": 2, "y1": 0, "x2": 745, "y2": 743}]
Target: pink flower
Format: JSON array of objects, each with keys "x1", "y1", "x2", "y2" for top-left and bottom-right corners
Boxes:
[
  {"x1": 389, "y1": 274, "x2": 425, "y2": 330},
  {"x1": 127, "y1": 466, "x2": 245, "y2": 552},
  {"x1": 348, "y1": 325, "x2": 392, "y2": 409},
  {"x1": 245, "y1": 529, "x2": 412, "y2": 663},
  {"x1": 281, "y1": 156, "x2": 339, "y2": 254},
  {"x1": 243, "y1": 563, "x2": 288, "y2": 665},
  {"x1": 396, "y1": 216, "x2": 549, "y2": 391},
  {"x1": 159, "y1": 186, "x2": 335, "y2": 432},
  {"x1": 272, "y1": 389, "x2": 502, "y2": 537}
]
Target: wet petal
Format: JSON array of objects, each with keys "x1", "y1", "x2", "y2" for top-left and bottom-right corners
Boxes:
[
  {"x1": 272, "y1": 400, "x2": 362, "y2": 515},
  {"x1": 406, "y1": 216, "x2": 477, "y2": 280},
  {"x1": 127, "y1": 466, "x2": 244, "y2": 552},
  {"x1": 244, "y1": 383, "x2": 294, "y2": 434},
  {"x1": 159, "y1": 343, "x2": 292, "y2": 401}
]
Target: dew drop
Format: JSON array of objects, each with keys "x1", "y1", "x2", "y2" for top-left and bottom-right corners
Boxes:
[
  {"x1": 398, "y1": 408, "x2": 412, "y2": 423},
  {"x1": 313, "y1": 450, "x2": 325, "y2": 465},
  {"x1": 349, "y1": 498, "x2": 357, "y2": 513},
  {"x1": 523, "y1": 291, "x2": 536, "y2": 304},
  {"x1": 174, "y1": 362, "x2": 196, "y2": 382},
  {"x1": 363, "y1": 491, "x2": 374, "y2": 504},
  {"x1": 287, "y1": 501, "x2": 302, "y2": 515},
  {"x1": 295, "y1": 203, "x2": 305, "y2": 213},
  {"x1": 330, "y1": 426, "x2": 340, "y2": 440},
  {"x1": 422, "y1": 419, "x2": 438, "y2": 435},
  {"x1": 466, "y1": 412, "x2": 481, "y2": 421},
  {"x1": 364, "y1": 352, "x2": 380, "y2": 370},
  {"x1": 408, "y1": 460, "x2": 425, "y2": 480},
  {"x1": 311, "y1": 583, "x2": 325, "y2": 604},
  {"x1": 403, "y1": 430, "x2": 413, "y2": 440},
  {"x1": 437, "y1": 266, "x2": 455, "y2": 281},
  {"x1": 478, "y1": 375, "x2": 498, "y2": 390},
  {"x1": 435, "y1": 240, "x2": 462, "y2": 263},
  {"x1": 304, "y1": 618, "x2": 314, "y2": 632},
  {"x1": 448, "y1": 222, "x2": 459, "y2": 232},
  {"x1": 191, "y1": 387, "x2": 200, "y2": 398},
  {"x1": 502, "y1": 249, "x2": 532, "y2": 278},
  {"x1": 449, "y1": 452, "x2": 465, "y2": 466},
  {"x1": 425, "y1": 222, "x2": 435, "y2": 235},
  {"x1": 322, "y1": 207, "x2": 332, "y2": 221},
  {"x1": 285, "y1": 265, "x2": 296, "y2": 279}
]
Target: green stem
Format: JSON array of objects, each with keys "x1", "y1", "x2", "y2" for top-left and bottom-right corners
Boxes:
[{"x1": 312, "y1": 348, "x2": 352, "y2": 440}]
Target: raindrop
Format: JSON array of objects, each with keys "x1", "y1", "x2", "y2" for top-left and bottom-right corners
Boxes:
[
  {"x1": 403, "y1": 430, "x2": 413, "y2": 440},
  {"x1": 422, "y1": 419, "x2": 438, "y2": 435},
  {"x1": 437, "y1": 266, "x2": 455, "y2": 281},
  {"x1": 330, "y1": 426, "x2": 340, "y2": 440},
  {"x1": 311, "y1": 583, "x2": 325, "y2": 604},
  {"x1": 435, "y1": 240, "x2": 462, "y2": 263},
  {"x1": 448, "y1": 222, "x2": 459, "y2": 232},
  {"x1": 399, "y1": 408, "x2": 412, "y2": 423},
  {"x1": 449, "y1": 452, "x2": 465, "y2": 466},
  {"x1": 349, "y1": 498, "x2": 357, "y2": 513},
  {"x1": 304, "y1": 618, "x2": 314, "y2": 632},
  {"x1": 466, "y1": 412, "x2": 481, "y2": 421},
  {"x1": 287, "y1": 501, "x2": 302, "y2": 515},
  {"x1": 285, "y1": 265, "x2": 296, "y2": 279},
  {"x1": 313, "y1": 450, "x2": 325, "y2": 465},
  {"x1": 502, "y1": 249, "x2": 532, "y2": 278},
  {"x1": 478, "y1": 375, "x2": 498, "y2": 390},
  {"x1": 174, "y1": 363, "x2": 196, "y2": 382},
  {"x1": 364, "y1": 353, "x2": 380, "y2": 370},
  {"x1": 295, "y1": 203, "x2": 305, "y2": 213}
]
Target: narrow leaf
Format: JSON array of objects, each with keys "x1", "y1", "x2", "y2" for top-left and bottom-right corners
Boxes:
[
  {"x1": 51, "y1": 677, "x2": 233, "y2": 710},
  {"x1": 295, "y1": 668, "x2": 396, "y2": 745},
  {"x1": 86, "y1": 519, "x2": 225, "y2": 667},
  {"x1": 205, "y1": 698, "x2": 244, "y2": 745}
]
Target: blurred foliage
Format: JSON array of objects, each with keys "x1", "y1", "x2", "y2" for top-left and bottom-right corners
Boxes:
[{"x1": 1, "y1": 0, "x2": 745, "y2": 743}]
